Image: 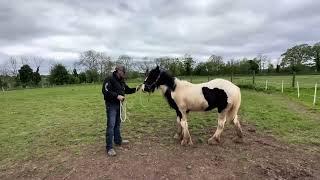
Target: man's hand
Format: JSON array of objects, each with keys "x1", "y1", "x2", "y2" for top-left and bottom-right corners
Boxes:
[{"x1": 117, "y1": 95, "x2": 125, "y2": 101}]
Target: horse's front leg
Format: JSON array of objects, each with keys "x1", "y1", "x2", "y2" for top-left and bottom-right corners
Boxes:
[{"x1": 180, "y1": 112, "x2": 193, "y2": 146}]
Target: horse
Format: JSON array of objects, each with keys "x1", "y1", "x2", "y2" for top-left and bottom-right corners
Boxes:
[{"x1": 141, "y1": 66, "x2": 243, "y2": 146}]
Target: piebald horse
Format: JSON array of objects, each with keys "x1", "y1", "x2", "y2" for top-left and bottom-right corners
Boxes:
[{"x1": 141, "y1": 66, "x2": 243, "y2": 146}]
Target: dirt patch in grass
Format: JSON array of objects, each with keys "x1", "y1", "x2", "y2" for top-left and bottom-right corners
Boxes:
[{"x1": 1, "y1": 122, "x2": 319, "y2": 180}]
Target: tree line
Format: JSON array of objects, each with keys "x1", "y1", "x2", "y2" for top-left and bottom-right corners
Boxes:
[{"x1": 0, "y1": 42, "x2": 319, "y2": 89}]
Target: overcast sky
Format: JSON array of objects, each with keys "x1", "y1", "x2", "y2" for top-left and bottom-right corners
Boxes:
[{"x1": 0, "y1": 0, "x2": 320, "y2": 66}]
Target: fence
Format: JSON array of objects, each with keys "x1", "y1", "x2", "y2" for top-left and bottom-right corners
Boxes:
[
  {"x1": 232, "y1": 78, "x2": 319, "y2": 107},
  {"x1": 179, "y1": 75, "x2": 320, "y2": 107}
]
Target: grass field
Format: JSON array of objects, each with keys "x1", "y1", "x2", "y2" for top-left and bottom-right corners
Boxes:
[{"x1": 1, "y1": 81, "x2": 320, "y2": 170}]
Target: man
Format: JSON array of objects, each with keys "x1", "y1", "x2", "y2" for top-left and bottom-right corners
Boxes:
[{"x1": 102, "y1": 65, "x2": 140, "y2": 156}]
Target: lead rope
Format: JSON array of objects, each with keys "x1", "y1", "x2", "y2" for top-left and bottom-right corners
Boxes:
[
  {"x1": 120, "y1": 83, "x2": 148, "y2": 122},
  {"x1": 139, "y1": 90, "x2": 147, "y2": 108},
  {"x1": 120, "y1": 100, "x2": 128, "y2": 122}
]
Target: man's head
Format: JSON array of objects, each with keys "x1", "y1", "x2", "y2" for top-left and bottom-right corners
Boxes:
[{"x1": 115, "y1": 65, "x2": 126, "y2": 79}]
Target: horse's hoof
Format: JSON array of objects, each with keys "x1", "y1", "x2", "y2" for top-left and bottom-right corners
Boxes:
[
  {"x1": 174, "y1": 133, "x2": 182, "y2": 139},
  {"x1": 181, "y1": 139, "x2": 188, "y2": 146},
  {"x1": 188, "y1": 140, "x2": 194, "y2": 146},
  {"x1": 208, "y1": 137, "x2": 219, "y2": 145},
  {"x1": 233, "y1": 137, "x2": 244, "y2": 144}
]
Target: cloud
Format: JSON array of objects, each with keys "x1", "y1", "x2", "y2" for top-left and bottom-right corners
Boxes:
[{"x1": 0, "y1": 0, "x2": 319, "y2": 68}]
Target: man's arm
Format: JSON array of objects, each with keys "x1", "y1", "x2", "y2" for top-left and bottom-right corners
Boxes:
[{"x1": 124, "y1": 83, "x2": 141, "y2": 94}]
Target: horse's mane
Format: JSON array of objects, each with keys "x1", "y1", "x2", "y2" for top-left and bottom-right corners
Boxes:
[{"x1": 159, "y1": 70, "x2": 196, "y2": 90}]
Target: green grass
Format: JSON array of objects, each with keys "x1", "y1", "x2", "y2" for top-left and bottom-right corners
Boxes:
[
  {"x1": 1, "y1": 82, "x2": 320, "y2": 168},
  {"x1": 241, "y1": 90, "x2": 320, "y2": 145}
]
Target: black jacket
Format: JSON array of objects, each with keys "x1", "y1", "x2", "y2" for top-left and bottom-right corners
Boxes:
[{"x1": 102, "y1": 71, "x2": 136, "y2": 104}]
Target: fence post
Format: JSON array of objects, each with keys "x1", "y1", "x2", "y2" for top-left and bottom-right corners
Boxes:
[
  {"x1": 297, "y1": 81, "x2": 300, "y2": 98},
  {"x1": 230, "y1": 72, "x2": 233, "y2": 82},
  {"x1": 252, "y1": 71, "x2": 255, "y2": 85},
  {"x1": 314, "y1": 83, "x2": 318, "y2": 106},
  {"x1": 1, "y1": 87, "x2": 4, "y2": 92},
  {"x1": 292, "y1": 71, "x2": 296, "y2": 88},
  {"x1": 281, "y1": 80, "x2": 284, "y2": 93},
  {"x1": 265, "y1": 80, "x2": 268, "y2": 90}
]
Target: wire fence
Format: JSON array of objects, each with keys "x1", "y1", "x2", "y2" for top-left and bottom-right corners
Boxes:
[
  {"x1": 179, "y1": 76, "x2": 320, "y2": 107},
  {"x1": 232, "y1": 79, "x2": 319, "y2": 106}
]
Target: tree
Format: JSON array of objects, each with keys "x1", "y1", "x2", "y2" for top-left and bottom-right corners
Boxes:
[
  {"x1": 255, "y1": 54, "x2": 269, "y2": 72},
  {"x1": 183, "y1": 54, "x2": 195, "y2": 76},
  {"x1": 206, "y1": 55, "x2": 224, "y2": 75},
  {"x1": 79, "y1": 50, "x2": 99, "y2": 71},
  {"x1": 86, "y1": 69, "x2": 99, "y2": 83},
  {"x1": 117, "y1": 55, "x2": 133, "y2": 73},
  {"x1": 276, "y1": 64, "x2": 280, "y2": 73},
  {"x1": 8, "y1": 56, "x2": 19, "y2": 76},
  {"x1": 73, "y1": 68, "x2": 78, "y2": 77},
  {"x1": 97, "y1": 53, "x2": 113, "y2": 80},
  {"x1": 18, "y1": 65, "x2": 33, "y2": 87},
  {"x1": 138, "y1": 57, "x2": 154, "y2": 73},
  {"x1": 267, "y1": 64, "x2": 274, "y2": 73},
  {"x1": 79, "y1": 72, "x2": 87, "y2": 83},
  {"x1": 312, "y1": 42, "x2": 320, "y2": 72},
  {"x1": 281, "y1": 44, "x2": 313, "y2": 72},
  {"x1": 193, "y1": 62, "x2": 208, "y2": 75},
  {"x1": 32, "y1": 67, "x2": 41, "y2": 86},
  {"x1": 49, "y1": 64, "x2": 69, "y2": 85},
  {"x1": 248, "y1": 60, "x2": 259, "y2": 73},
  {"x1": 0, "y1": 77, "x2": 8, "y2": 90}
]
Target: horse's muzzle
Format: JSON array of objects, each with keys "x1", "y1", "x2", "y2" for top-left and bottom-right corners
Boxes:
[{"x1": 141, "y1": 84, "x2": 148, "y2": 92}]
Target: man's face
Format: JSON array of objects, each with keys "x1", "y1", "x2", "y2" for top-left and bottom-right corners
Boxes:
[{"x1": 117, "y1": 68, "x2": 126, "y2": 79}]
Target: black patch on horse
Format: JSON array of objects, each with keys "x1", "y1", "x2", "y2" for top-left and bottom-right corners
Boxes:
[
  {"x1": 164, "y1": 89, "x2": 182, "y2": 119},
  {"x1": 202, "y1": 87, "x2": 228, "y2": 113}
]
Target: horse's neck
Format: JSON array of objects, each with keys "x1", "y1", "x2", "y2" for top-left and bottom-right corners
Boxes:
[
  {"x1": 174, "y1": 78, "x2": 194, "y2": 89},
  {"x1": 159, "y1": 78, "x2": 192, "y2": 94}
]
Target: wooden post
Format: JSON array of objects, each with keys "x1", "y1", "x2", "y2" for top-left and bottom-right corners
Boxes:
[
  {"x1": 252, "y1": 71, "x2": 255, "y2": 85},
  {"x1": 1, "y1": 87, "x2": 4, "y2": 92},
  {"x1": 292, "y1": 71, "x2": 296, "y2": 88},
  {"x1": 297, "y1": 81, "x2": 300, "y2": 98},
  {"x1": 231, "y1": 72, "x2": 233, "y2": 82},
  {"x1": 281, "y1": 80, "x2": 284, "y2": 93},
  {"x1": 314, "y1": 83, "x2": 318, "y2": 106},
  {"x1": 265, "y1": 80, "x2": 268, "y2": 90}
]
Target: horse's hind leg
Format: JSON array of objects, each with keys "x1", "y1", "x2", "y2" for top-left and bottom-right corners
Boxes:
[
  {"x1": 227, "y1": 103, "x2": 243, "y2": 142},
  {"x1": 232, "y1": 114, "x2": 243, "y2": 143},
  {"x1": 208, "y1": 112, "x2": 227, "y2": 145},
  {"x1": 174, "y1": 116, "x2": 182, "y2": 140}
]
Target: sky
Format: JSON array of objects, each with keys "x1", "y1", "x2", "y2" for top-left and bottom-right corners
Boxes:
[{"x1": 0, "y1": 0, "x2": 320, "y2": 71}]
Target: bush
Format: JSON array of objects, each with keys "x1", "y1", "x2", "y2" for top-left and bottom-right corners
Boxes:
[{"x1": 49, "y1": 64, "x2": 69, "y2": 85}]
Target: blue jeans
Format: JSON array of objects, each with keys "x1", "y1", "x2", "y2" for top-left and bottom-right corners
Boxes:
[{"x1": 105, "y1": 103, "x2": 122, "y2": 151}]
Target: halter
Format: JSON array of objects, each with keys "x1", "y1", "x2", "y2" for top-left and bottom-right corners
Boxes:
[{"x1": 144, "y1": 70, "x2": 163, "y2": 90}]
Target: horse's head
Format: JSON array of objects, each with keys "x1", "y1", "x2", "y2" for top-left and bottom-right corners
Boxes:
[{"x1": 142, "y1": 66, "x2": 163, "y2": 93}]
